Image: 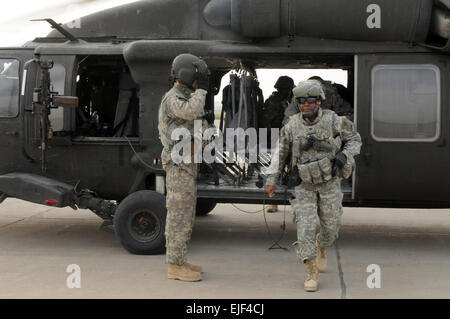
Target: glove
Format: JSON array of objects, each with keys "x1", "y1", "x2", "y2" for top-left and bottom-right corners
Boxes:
[
  {"x1": 334, "y1": 152, "x2": 347, "y2": 169},
  {"x1": 287, "y1": 165, "x2": 302, "y2": 188},
  {"x1": 196, "y1": 72, "x2": 209, "y2": 91},
  {"x1": 192, "y1": 60, "x2": 210, "y2": 91}
]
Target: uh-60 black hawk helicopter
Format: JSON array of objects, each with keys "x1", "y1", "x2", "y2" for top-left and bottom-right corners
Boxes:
[{"x1": 0, "y1": 0, "x2": 449, "y2": 254}]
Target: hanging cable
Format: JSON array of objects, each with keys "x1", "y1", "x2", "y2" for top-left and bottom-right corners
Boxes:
[{"x1": 229, "y1": 186, "x2": 289, "y2": 251}]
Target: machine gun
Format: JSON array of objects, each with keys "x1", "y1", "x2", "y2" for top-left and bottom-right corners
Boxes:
[{"x1": 31, "y1": 58, "x2": 79, "y2": 172}]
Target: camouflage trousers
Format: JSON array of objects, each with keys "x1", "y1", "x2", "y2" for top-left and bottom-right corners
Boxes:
[
  {"x1": 290, "y1": 177, "x2": 343, "y2": 262},
  {"x1": 164, "y1": 162, "x2": 198, "y2": 265}
]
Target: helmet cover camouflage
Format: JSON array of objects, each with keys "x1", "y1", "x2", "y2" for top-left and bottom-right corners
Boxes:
[{"x1": 292, "y1": 80, "x2": 326, "y2": 100}]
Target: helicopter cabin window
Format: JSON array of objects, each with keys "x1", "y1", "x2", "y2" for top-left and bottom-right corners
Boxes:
[
  {"x1": 0, "y1": 59, "x2": 20, "y2": 118},
  {"x1": 371, "y1": 65, "x2": 440, "y2": 142},
  {"x1": 48, "y1": 63, "x2": 66, "y2": 132},
  {"x1": 75, "y1": 55, "x2": 139, "y2": 138}
]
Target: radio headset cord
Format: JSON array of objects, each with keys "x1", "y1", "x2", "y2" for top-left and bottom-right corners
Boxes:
[
  {"x1": 231, "y1": 187, "x2": 289, "y2": 251},
  {"x1": 125, "y1": 136, "x2": 157, "y2": 171}
]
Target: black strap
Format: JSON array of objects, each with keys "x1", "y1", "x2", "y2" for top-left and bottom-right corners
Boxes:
[{"x1": 113, "y1": 89, "x2": 138, "y2": 137}]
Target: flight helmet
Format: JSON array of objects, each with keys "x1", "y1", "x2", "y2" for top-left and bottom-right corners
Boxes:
[{"x1": 171, "y1": 53, "x2": 209, "y2": 88}]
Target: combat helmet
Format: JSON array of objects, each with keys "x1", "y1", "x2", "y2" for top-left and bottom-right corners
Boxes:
[
  {"x1": 293, "y1": 80, "x2": 326, "y2": 100},
  {"x1": 171, "y1": 53, "x2": 209, "y2": 87},
  {"x1": 274, "y1": 76, "x2": 295, "y2": 90},
  {"x1": 293, "y1": 80, "x2": 326, "y2": 116}
]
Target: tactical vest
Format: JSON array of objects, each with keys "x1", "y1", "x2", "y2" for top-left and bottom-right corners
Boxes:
[{"x1": 289, "y1": 110, "x2": 342, "y2": 184}]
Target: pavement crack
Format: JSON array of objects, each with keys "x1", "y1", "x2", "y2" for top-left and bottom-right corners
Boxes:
[
  {"x1": 0, "y1": 218, "x2": 26, "y2": 230},
  {"x1": 335, "y1": 239, "x2": 347, "y2": 299},
  {"x1": 0, "y1": 209, "x2": 54, "y2": 231}
]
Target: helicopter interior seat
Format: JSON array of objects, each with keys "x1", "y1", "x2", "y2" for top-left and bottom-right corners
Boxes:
[
  {"x1": 113, "y1": 72, "x2": 139, "y2": 137},
  {"x1": 92, "y1": 79, "x2": 118, "y2": 131},
  {"x1": 75, "y1": 55, "x2": 140, "y2": 137},
  {"x1": 75, "y1": 73, "x2": 118, "y2": 136}
]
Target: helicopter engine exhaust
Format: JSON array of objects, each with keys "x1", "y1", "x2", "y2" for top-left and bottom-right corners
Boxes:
[{"x1": 203, "y1": 0, "x2": 441, "y2": 42}]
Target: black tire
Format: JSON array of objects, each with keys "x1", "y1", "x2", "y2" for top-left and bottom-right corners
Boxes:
[
  {"x1": 114, "y1": 190, "x2": 166, "y2": 255},
  {"x1": 196, "y1": 199, "x2": 217, "y2": 216}
]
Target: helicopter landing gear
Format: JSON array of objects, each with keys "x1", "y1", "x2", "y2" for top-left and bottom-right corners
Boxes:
[
  {"x1": 0, "y1": 192, "x2": 6, "y2": 204},
  {"x1": 196, "y1": 199, "x2": 216, "y2": 216},
  {"x1": 113, "y1": 190, "x2": 166, "y2": 255}
]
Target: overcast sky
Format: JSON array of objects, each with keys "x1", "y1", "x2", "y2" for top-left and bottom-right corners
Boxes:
[
  {"x1": 0, "y1": 0, "x2": 348, "y2": 102},
  {"x1": 0, "y1": 0, "x2": 138, "y2": 47}
]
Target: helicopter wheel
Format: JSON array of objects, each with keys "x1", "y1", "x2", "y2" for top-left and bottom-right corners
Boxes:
[
  {"x1": 114, "y1": 190, "x2": 166, "y2": 255},
  {"x1": 196, "y1": 199, "x2": 217, "y2": 216}
]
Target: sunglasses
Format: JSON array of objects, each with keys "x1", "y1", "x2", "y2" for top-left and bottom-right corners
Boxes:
[{"x1": 296, "y1": 97, "x2": 320, "y2": 104}]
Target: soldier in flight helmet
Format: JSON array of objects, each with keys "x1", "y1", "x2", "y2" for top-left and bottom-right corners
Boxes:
[{"x1": 158, "y1": 53, "x2": 211, "y2": 282}]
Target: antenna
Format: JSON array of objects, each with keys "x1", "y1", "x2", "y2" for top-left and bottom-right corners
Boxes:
[{"x1": 31, "y1": 18, "x2": 78, "y2": 42}]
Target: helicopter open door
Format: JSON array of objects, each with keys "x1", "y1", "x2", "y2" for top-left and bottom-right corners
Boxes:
[
  {"x1": 0, "y1": 49, "x2": 34, "y2": 175},
  {"x1": 354, "y1": 53, "x2": 450, "y2": 207},
  {"x1": 19, "y1": 54, "x2": 80, "y2": 174}
]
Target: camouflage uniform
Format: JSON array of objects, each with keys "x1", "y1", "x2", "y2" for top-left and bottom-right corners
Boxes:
[
  {"x1": 283, "y1": 100, "x2": 300, "y2": 126},
  {"x1": 263, "y1": 92, "x2": 291, "y2": 130},
  {"x1": 158, "y1": 83, "x2": 206, "y2": 265},
  {"x1": 266, "y1": 109, "x2": 361, "y2": 262},
  {"x1": 319, "y1": 80, "x2": 353, "y2": 117}
]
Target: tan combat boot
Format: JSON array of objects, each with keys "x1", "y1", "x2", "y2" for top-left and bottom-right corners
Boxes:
[
  {"x1": 168, "y1": 263, "x2": 202, "y2": 282},
  {"x1": 184, "y1": 261, "x2": 204, "y2": 273},
  {"x1": 304, "y1": 259, "x2": 319, "y2": 292},
  {"x1": 317, "y1": 246, "x2": 327, "y2": 272},
  {"x1": 266, "y1": 205, "x2": 278, "y2": 213}
]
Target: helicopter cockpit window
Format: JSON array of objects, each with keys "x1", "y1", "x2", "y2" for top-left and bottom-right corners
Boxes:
[
  {"x1": 48, "y1": 63, "x2": 66, "y2": 132},
  {"x1": 75, "y1": 55, "x2": 139, "y2": 138},
  {"x1": 371, "y1": 65, "x2": 440, "y2": 142},
  {"x1": 0, "y1": 59, "x2": 20, "y2": 118}
]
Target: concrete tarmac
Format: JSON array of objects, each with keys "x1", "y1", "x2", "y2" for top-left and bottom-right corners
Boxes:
[{"x1": 0, "y1": 198, "x2": 449, "y2": 299}]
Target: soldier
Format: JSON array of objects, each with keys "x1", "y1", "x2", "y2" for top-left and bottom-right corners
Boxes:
[
  {"x1": 265, "y1": 80, "x2": 362, "y2": 292},
  {"x1": 263, "y1": 76, "x2": 295, "y2": 213},
  {"x1": 263, "y1": 76, "x2": 295, "y2": 131},
  {"x1": 308, "y1": 76, "x2": 353, "y2": 119},
  {"x1": 158, "y1": 53, "x2": 210, "y2": 282}
]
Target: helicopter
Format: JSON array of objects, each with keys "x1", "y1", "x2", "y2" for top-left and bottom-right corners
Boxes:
[{"x1": 0, "y1": 0, "x2": 449, "y2": 254}]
